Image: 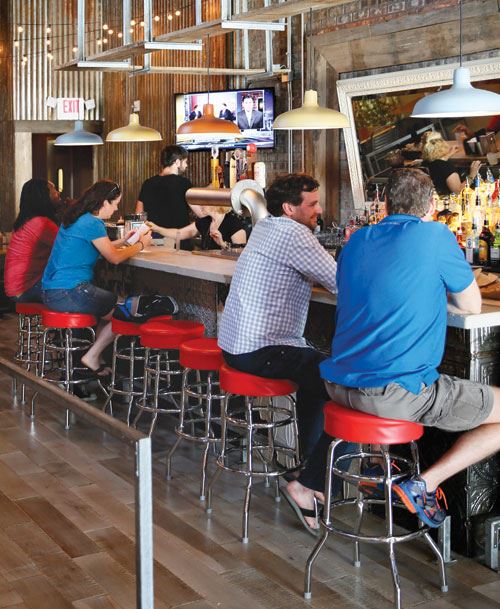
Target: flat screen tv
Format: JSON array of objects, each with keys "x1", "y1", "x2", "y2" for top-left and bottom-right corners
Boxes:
[{"x1": 174, "y1": 87, "x2": 275, "y2": 151}]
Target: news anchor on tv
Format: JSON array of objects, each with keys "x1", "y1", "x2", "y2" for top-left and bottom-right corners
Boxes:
[{"x1": 237, "y1": 94, "x2": 263, "y2": 130}]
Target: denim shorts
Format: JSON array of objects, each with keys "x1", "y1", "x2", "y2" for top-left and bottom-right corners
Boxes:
[
  {"x1": 42, "y1": 282, "x2": 116, "y2": 318},
  {"x1": 325, "y1": 374, "x2": 494, "y2": 432},
  {"x1": 11, "y1": 280, "x2": 43, "y2": 303}
]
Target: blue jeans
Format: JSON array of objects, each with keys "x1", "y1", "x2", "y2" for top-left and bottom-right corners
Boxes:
[
  {"x1": 42, "y1": 282, "x2": 116, "y2": 317},
  {"x1": 11, "y1": 280, "x2": 43, "y2": 303}
]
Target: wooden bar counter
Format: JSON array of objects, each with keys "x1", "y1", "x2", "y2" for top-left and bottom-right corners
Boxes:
[{"x1": 96, "y1": 246, "x2": 500, "y2": 558}]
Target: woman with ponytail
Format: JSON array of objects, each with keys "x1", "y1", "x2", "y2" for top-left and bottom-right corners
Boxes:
[{"x1": 42, "y1": 179, "x2": 152, "y2": 376}]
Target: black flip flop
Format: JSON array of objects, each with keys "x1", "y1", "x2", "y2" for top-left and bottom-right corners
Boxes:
[{"x1": 279, "y1": 487, "x2": 320, "y2": 537}]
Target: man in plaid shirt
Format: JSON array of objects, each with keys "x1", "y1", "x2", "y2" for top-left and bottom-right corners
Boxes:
[{"x1": 218, "y1": 173, "x2": 340, "y2": 533}]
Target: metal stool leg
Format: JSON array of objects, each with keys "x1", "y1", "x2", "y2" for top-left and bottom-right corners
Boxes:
[
  {"x1": 199, "y1": 372, "x2": 214, "y2": 501},
  {"x1": 304, "y1": 438, "x2": 341, "y2": 599},
  {"x1": 166, "y1": 367, "x2": 189, "y2": 479},
  {"x1": 353, "y1": 443, "x2": 365, "y2": 567},
  {"x1": 382, "y1": 446, "x2": 401, "y2": 609},
  {"x1": 206, "y1": 391, "x2": 230, "y2": 514},
  {"x1": 64, "y1": 329, "x2": 71, "y2": 430},
  {"x1": 242, "y1": 396, "x2": 253, "y2": 544}
]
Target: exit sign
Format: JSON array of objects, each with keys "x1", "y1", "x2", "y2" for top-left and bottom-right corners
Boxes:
[{"x1": 56, "y1": 97, "x2": 84, "y2": 120}]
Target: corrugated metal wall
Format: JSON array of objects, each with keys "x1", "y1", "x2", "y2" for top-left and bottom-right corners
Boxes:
[
  {"x1": 13, "y1": 0, "x2": 102, "y2": 120},
  {"x1": 99, "y1": 0, "x2": 225, "y2": 212}
]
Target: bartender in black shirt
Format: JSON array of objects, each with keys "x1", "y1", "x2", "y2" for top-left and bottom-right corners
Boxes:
[
  {"x1": 422, "y1": 133, "x2": 481, "y2": 195},
  {"x1": 135, "y1": 145, "x2": 193, "y2": 250}
]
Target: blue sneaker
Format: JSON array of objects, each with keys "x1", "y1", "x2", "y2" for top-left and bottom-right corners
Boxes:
[
  {"x1": 358, "y1": 461, "x2": 400, "y2": 499},
  {"x1": 393, "y1": 475, "x2": 447, "y2": 528}
]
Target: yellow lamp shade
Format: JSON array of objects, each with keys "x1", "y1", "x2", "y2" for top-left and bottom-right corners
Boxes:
[
  {"x1": 273, "y1": 89, "x2": 349, "y2": 130},
  {"x1": 106, "y1": 113, "x2": 162, "y2": 142}
]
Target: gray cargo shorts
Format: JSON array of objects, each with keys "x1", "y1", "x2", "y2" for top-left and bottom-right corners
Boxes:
[{"x1": 325, "y1": 374, "x2": 494, "y2": 432}]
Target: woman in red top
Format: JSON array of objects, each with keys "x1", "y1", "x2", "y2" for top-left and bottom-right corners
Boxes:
[{"x1": 5, "y1": 179, "x2": 60, "y2": 302}]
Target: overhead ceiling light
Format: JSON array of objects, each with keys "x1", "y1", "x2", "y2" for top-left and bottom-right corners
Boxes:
[
  {"x1": 273, "y1": 9, "x2": 349, "y2": 130},
  {"x1": 107, "y1": 69, "x2": 162, "y2": 142},
  {"x1": 411, "y1": 0, "x2": 500, "y2": 118},
  {"x1": 176, "y1": 34, "x2": 241, "y2": 140},
  {"x1": 106, "y1": 112, "x2": 162, "y2": 142},
  {"x1": 54, "y1": 121, "x2": 103, "y2": 146}
]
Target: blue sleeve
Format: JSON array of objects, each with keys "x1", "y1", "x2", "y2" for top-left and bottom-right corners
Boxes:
[{"x1": 437, "y1": 225, "x2": 474, "y2": 293}]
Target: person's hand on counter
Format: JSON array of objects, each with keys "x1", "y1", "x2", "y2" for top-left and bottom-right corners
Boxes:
[{"x1": 138, "y1": 229, "x2": 153, "y2": 251}]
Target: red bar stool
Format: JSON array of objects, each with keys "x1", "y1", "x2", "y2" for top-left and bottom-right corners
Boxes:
[
  {"x1": 103, "y1": 315, "x2": 172, "y2": 424},
  {"x1": 39, "y1": 310, "x2": 99, "y2": 429},
  {"x1": 166, "y1": 337, "x2": 224, "y2": 500},
  {"x1": 206, "y1": 363, "x2": 302, "y2": 543},
  {"x1": 304, "y1": 401, "x2": 448, "y2": 609},
  {"x1": 14, "y1": 302, "x2": 47, "y2": 403},
  {"x1": 133, "y1": 319, "x2": 205, "y2": 435}
]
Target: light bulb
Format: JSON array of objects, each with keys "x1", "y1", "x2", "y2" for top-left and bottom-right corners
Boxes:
[
  {"x1": 154, "y1": 15, "x2": 160, "y2": 21},
  {"x1": 108, "y1": 29, "x2": 113, "y2": 35},
  {"x1": 47, "y1": 53, "x2": 53, "y2": 60},
  {"x1": 103, "y1": 23, "x2": 108, "y2": 30},
  {"x1": 18, "y1": 26, "x2": 23, "y2": 33},
  {"x1": 167, "y1": 14, "x2": 173, "y2": 20},
  {"x1": 72, "y1": 46, "x2": 77, "y2": 53},
  {"x1": 46, "y1": 26, "x2": 51, "y2": 34},
  {"x1": 14, "y1": 40, "x2": 19, "y2": 47},
  {"x1": 130, "y1": 19, "x2": 136, "y2": 26},
  {"x1": 103, "y1": 38, "x2": 108, "y2": 43},
  {"x1": 175, "y1": 10, "x2": 181, "y2": 16},
  {"x1": 140, "y1": 21, "x2": 145, "y2": 27},
  {"x1": 117, "y1": 32, "x2": 123, "y2": 38}
]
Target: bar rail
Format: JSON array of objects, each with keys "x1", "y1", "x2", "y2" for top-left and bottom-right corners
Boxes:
[{"x1": 0, "y1": 356, "x2": 154, "y2": 609}]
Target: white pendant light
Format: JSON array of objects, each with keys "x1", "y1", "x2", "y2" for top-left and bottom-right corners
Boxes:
[
  {"x1": 411, "y1": 0, "x2": 500, "y2": 118},
  {"x1": 54, "y1": 120, "x2": 103, "y2": 146},
  {"x1": 273, "y1": 9, "x2": 349, "y2": 130},
  {"x1": 106, "y1": 112, "x2": 162, "y2": 142},
  {"x1": 176, "y1": 35, "x2": 241, "y2": 139}
]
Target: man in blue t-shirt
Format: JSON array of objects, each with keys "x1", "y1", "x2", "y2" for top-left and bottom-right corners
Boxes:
[{"x1": 315, "y1": 169, "x2": 499, "y2": 529}]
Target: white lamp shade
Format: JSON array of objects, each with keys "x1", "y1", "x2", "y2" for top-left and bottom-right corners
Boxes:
[
  {"x1": 106, "y1": 113, "x2": 162, "y2": 142},
  {"x1": 273, "y1": 89, "x2": 349, "y2": 130},
  {"x1": 411, "y1": 67, "x2": 500, "y2": 118},
  {"x1": 54, "y1": 121, "x2": 103, "y2": 146}
]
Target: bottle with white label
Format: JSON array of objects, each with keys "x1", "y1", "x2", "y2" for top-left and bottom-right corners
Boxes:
[
  {"x1": 253, "y1": 161, "x2": 266, "y2": 189},
  {"x1": 491, "y1": 222, "x2": 500, "y2": 265}
]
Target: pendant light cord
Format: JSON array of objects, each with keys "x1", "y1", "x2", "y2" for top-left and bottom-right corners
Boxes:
[
  {"x1": 459, "y1": 0, "x2": 463, "y2": 67},
  {"x1": 206, "y1": 33, "x2": 211, "y2": 104},
  {"x1": 308, "y1": 7, "x2": 313, "y2": 90}
]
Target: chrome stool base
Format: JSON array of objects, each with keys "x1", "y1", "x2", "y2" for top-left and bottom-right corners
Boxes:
[
  {"x1": 206, "y1": 391, "x2": 302, "y2": 543},
  {"x1": 166, "y1": 368, "x2": 224, "y2": 501},
  {"x1": 304, "y1": 442, "x2": 448, "y2": 609}
]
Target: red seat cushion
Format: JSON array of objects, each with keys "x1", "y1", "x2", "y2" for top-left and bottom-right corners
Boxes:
[
  {"x1": 140, "y1": 320, "x2": 205, "y2": 349},
  {"x1": 219, "y1": 363, "x2": 298, "y2": 397},
  {"x1": 179, "y1": 338, "x2": 223, "y2": 370},
  {"x1": 112, "y1": 315, "x2": 173, "y2": 336},
  {"x1": 41, "y1": 310, "x2": 97, "y2": 329},
  {"x1": 15, "y1": 302, "x2": 47, "y2": 315},
  {"x1": 324, "y1": 401, "x2": 423, "y2": 445}
]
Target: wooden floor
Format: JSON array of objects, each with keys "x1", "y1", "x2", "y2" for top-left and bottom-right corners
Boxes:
[{"x1": 0, "y1": 312, "x2": 499, "y2": 609}]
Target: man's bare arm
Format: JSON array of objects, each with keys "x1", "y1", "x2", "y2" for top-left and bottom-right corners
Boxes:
[
  {"x1": 447, "y1": 279, "x2": 482, "y2": 315},
  {"x1": 135, "y1": 200, "x2": 144, "y2": 213}
]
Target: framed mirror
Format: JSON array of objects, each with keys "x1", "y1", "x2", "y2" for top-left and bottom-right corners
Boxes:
[{"x1": 337, "y1": 58, "x2": 500, "y2": 205}]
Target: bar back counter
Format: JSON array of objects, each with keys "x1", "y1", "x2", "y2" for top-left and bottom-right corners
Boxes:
[{"x1": 96, "y1": 246, "x2": 500, "y2": 559}]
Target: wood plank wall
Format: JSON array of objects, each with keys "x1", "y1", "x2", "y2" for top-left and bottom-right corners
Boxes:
[
  {"x1": 0, "y1": 0, "x2": 15, "y2": 231},
  {"x1": 98, "y1": 0, "x2": 226, "y2": 214}
]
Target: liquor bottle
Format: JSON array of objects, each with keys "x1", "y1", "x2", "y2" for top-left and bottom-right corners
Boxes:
[
  {"x1": 465, "y1": 222, "x2": 479, "y2": 265},
  {"x1": 316, "y1": 214, "x2": 324, "y2": 233},
  {"x1": 490, "y1": 222, "x2": 500, "y2": 266},
  {"x1": 210, "y1": 147, "x2": 220, "y2": 189},
  {"x1": 478, "y1": 219, "x2": 493, "y2": 265},
  {"x1": 455, "y1": 226, "x2": 465, "y2": 252},
  {"x1": 223, "y1": 152, "x2": 230, "y2": 188}
]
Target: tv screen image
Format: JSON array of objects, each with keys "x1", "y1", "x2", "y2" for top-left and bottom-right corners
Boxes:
[{"x1": 175, "y1": 87, "x2": 275, "y2": 151}]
